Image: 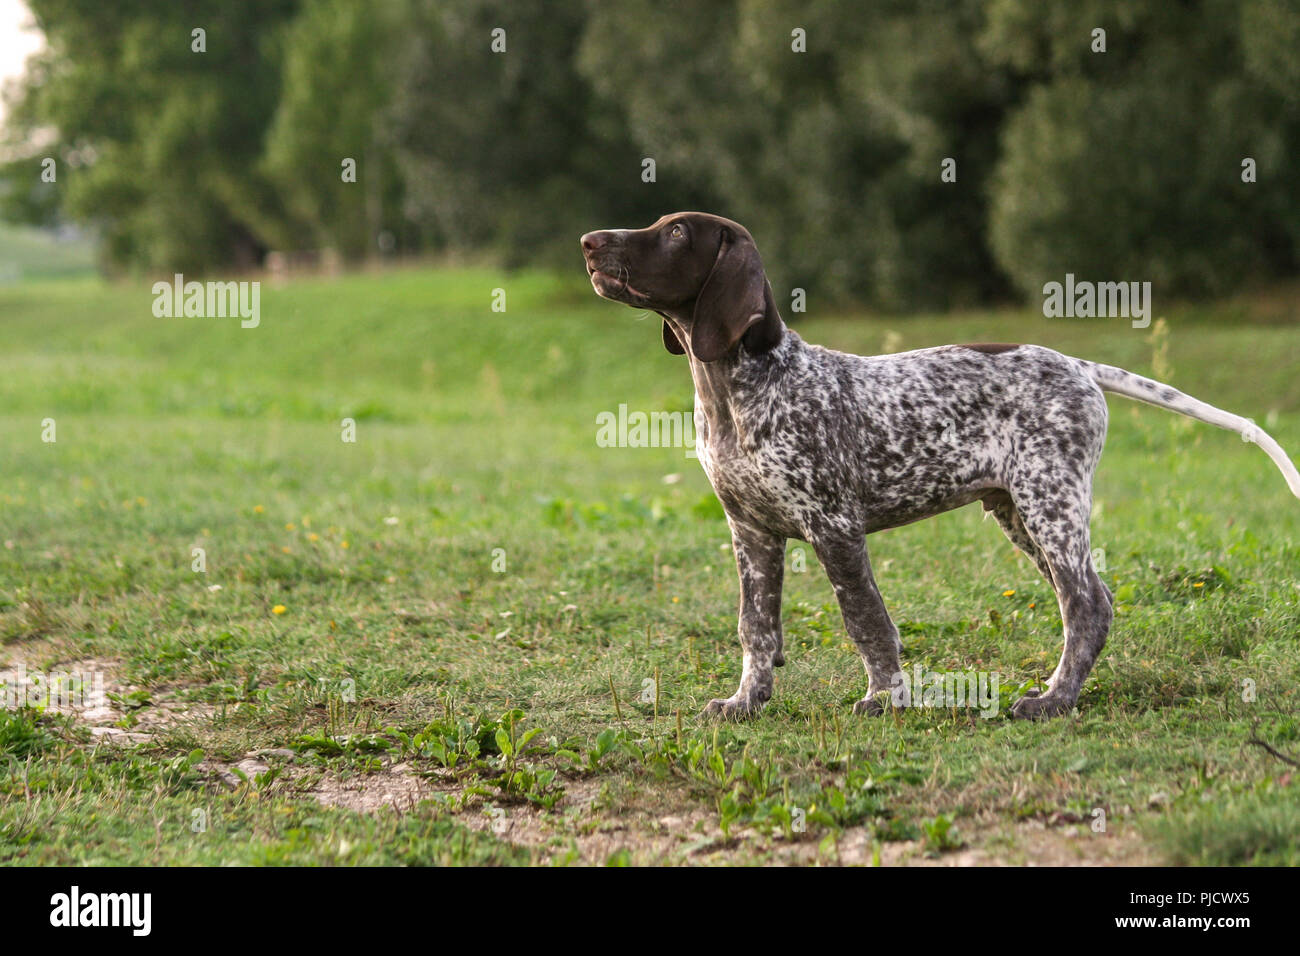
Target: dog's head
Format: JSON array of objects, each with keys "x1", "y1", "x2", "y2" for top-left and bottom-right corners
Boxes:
[{"x1": 580, "y1": 212, "x2": 782, "y2": 362}]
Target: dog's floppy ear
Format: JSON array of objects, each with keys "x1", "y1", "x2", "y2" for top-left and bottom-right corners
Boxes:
[
  {"x1": 658, "y1": 312, "x2": 686, "y2": 355},
  {"x1": 690, "y1": 226, "x2": 779, "y2": 363}
]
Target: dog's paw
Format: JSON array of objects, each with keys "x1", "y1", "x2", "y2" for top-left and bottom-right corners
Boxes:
[
  {"x1": 701, "y1": 695, "x2": 766, "y2": 721},
  {"x1": 1010, "y1": 692, "x2": 1075, "y2": 720},
  {"x1": 852, "y1": 696, "x2": 886, "y2": 716},
  {"x1": 852, "y1": 690, "x2": 897, "y2": 716}
]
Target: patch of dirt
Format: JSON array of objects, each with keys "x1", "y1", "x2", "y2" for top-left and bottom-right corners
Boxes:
[
  {"x1": 1, "y1": 647, "x2": 216, "y2": 742},
  {"x1": 280, "y1": 763, "x2": 721, "y2": 863},
  {"x1": 308, "y1": 762, "x2": 449, "y2": 812},
  {"x1": 399, "y1": 778, "x2": 1161, "y2": 865},
  {"x1": 822, "y1": 817, "x2": 1160, "y2": 867},
  {"x1": 446, "y1": 776, "x2": 722, "y2": 863}
]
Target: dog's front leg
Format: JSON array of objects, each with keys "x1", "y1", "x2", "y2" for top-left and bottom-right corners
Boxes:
[
  {"x1": 813, "y1": 535, "x2": 904, "y2": 715},
  {"x1": 702, "y1": 520, "x2": 785, "y2": 720}
]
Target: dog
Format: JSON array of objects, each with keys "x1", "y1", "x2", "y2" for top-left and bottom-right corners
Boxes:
[{"x1": 580, "y1": 212, "x2": 1300, "y2": 719}]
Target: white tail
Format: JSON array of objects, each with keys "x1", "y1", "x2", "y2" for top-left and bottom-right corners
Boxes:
[{"x1": 1082, "y1": 360, "x2": 1300, "y2": 499}]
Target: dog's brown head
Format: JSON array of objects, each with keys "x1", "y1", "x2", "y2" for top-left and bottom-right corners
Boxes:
[{"x1": 580, "y1": 212, "x2": 783, "y2": 362}]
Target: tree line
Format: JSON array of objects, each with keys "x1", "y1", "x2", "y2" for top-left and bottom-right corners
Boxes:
[{"x1": 3, "y1": 0, "x2": 1298, "y2": 310}]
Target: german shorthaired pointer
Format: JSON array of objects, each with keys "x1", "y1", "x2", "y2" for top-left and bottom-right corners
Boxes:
[{"x1": 580, "y1": 212, "x2": 1300, "y2": 720}]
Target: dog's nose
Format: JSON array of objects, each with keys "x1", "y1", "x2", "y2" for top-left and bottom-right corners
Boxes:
[{"x1": 581, "y1": 231, "x2": 608, "y2": 254}]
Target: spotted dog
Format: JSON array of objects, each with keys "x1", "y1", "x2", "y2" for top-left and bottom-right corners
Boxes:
[{"x1": 580, "y1": 212, "x2": 1300, "y2": 719}]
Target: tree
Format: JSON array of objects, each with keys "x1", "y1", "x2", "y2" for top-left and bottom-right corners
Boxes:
[
  {"x1": 985, "y1": 0, "x2": 1300, "y2": 298},
  {"x1": 259, "y1": 0, "x2": 409, "y2": 260},
  {"x1": 577, "y1": 0, "x2": 1020, "y2": 309},
  {"x1": 388, "y1": 0, "x2": 678, "y2": 269},
  {"x1": 3, "y1": 0, "x2": 301, "y2": 273}
]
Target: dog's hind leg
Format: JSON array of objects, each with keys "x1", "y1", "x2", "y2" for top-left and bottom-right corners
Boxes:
[
  {"x1": 984, "y1": 490, "x2": 1053, "y2": 585},
  {"x1": 1006, "y1": 474, "x2": 1113, "y2": 719}
]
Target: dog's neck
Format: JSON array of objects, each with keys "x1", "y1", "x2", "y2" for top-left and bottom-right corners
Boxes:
[
  {"x1": 667, "y1": 288, "x2": 794, "y2": 440},
  {"x1": 666, "y1": 280, "x2": 787, "y2": 396}
]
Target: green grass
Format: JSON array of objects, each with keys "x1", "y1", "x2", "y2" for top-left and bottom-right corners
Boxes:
[
  {"x1": 1, "y1": 265, "x2": 1299, "y2": 865},
  {"x1": 0, "y1": 223, "x2": 96, "y2": 282}
]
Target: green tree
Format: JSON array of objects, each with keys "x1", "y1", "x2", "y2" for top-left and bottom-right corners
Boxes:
[
  {"x1": 985, "y1": 0, "x2": 1300, "y2": 298},
  {"x1": 388, "y1": 0, "x2": 678, "y2": 269},
  {"x1": 259, "y1": 0, "x2": 409, "y2": 260},
  {"x1": 3, "y1": 0, "x2": 301, "y2": 273},
  {"x1": 577, "y1": 0, "x2": 1019, "y2": 309}
]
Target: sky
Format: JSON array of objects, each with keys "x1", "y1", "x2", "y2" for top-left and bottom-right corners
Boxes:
[{"x1": 0, "y1": 0, "x2": 43, "y2": 126}]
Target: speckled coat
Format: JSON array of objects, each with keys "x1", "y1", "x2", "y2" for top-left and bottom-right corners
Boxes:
[{"x1": 581, "y1": 212, "x2": 1300, "y2": 720}]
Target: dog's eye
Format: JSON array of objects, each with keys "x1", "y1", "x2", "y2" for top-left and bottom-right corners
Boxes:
[{"x1": 670, "y1": 224, "x2": 684, "y2": 240}]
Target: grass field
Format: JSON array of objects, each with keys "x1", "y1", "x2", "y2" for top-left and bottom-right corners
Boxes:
[
  {"x1": 0, "y1": 224, "x2": 96, "y2": 282},
  {"x1": 2, "y1": 266, "x2": 1299, "y2": 865}
]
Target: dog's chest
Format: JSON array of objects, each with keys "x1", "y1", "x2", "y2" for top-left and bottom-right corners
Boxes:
[{"x1": 693, "y1": 397, "x2": 834, "y2": 536}]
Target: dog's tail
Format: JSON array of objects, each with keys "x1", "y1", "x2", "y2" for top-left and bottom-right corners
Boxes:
[{"x1": 1082, "y1": 360, "x2": 1300, "y2": 499}]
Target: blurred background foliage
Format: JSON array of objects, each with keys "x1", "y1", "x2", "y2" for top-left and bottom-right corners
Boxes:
[{"x1": 2, "y1": 0, "x2": 1298, "y2": 309}]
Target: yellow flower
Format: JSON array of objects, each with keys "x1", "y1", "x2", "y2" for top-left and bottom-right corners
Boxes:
[
  {"x1": 285, "y1": 523, "x2": 296, "y2": 531},
  {"x1": 341, "y1": 540, "x2": 350, "y2": 549},
  {"x1": 1193, "y1": 582, "x2": 1205, "y2": 588},
  {"x1": 254, "y1": 505, "x2": 265, "y2": 514},
  {"x1": 272, "y1": 605, "x2": 286, "y2": 615},
  {"x1": 308, "y1": 533, "x2": 319, "y2": 542},
  {"x1": 1002, "y1": 589, "x2": 1016, "y2": 597}
]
